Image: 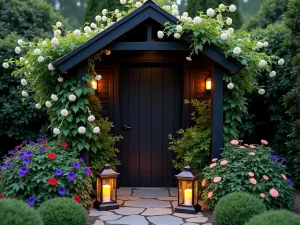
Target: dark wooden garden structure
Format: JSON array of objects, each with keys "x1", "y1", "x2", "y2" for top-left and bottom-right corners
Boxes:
[{"x1": 53, "y1": 0, "x2": 243, "y2": 187}]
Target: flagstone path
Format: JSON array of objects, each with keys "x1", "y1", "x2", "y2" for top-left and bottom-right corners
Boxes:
[{"x1": 89, "y1": 188, "x2": 213, "y2": 225}]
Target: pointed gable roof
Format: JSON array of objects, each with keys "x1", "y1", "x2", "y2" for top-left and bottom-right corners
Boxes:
[{"x1": 52, "y1": 0, "x2": 244, "y2": 74}]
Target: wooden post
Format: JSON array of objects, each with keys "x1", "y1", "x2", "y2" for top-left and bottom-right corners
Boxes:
[{"x1": 211, "y1": 64, "x2": 224, "y2": 159}]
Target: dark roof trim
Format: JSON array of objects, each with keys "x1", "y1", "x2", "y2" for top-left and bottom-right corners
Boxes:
[{"x1": 52, "y1": 0, "x2": 244, "y2": 74}]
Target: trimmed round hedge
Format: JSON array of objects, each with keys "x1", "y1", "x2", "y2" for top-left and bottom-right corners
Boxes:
[
  {"x1": 38, "y1": 197, "x2": 88, "y2": 225},
  {"x1": 214, "y1": 192, "x2": 266, "y2": 225},
  {"x1": 245, "y1": 210, "x2": 300, "y2": 225},
  {"x1": 0, "y1": 198, "x2": 43, "y2": 225}
]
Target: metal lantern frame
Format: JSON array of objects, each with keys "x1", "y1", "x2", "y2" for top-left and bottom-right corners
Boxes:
[
  {"x1": 175, "y1": 165, "x2": 201, "y2": 214},
  {"x1": 93, "y1": 164, "x2": 120, "y2": 211}
]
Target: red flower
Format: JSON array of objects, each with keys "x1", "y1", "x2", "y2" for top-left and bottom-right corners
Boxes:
[
  {"x1": 61, "y1": 143, "x2": 68, "y2": 148},
  {"x1": 48, "y1": 178, "x2": 57, "y2": 186},
  {"x1": 89, "y1": 168, "x2": 92, "y2": 174},
  {"x1": 74, "y1": 196, "x2": 81, "y2": 203},
  {"x1": 19, "y1": 144, "x2": 24, "y2": 147},
  {"x1": 0, "y1": 194, "x2": 3, "y2": 199},
  {"x1": 48, "y1": 153, "x2": 56, "y2": 160}
]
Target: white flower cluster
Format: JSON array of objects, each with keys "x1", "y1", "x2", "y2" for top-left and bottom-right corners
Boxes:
[
  {"x1": 95, "y1": 75, "x2": 102, "y2": 81},
  {"x1": 257, "y1": 41, "x2": 269, "y2": 49},
  {"x1": 227, "y1": 83, "x2": 235, "y2": 90},
  {"x1": 233, "y1": 47, "x2": 242, "y2": 55}
]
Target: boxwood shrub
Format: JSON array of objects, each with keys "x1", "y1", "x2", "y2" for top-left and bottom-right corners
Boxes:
[
  {"x1": 0, "y1": 138, "x2": 93, "y2": 208},
  {"x1": 214, "y1": 192, "x2": 266, "y2": 225},
  {"x1": 245, "y1": 210, "x2": 300, "y2": 225},
  {"x1": 38, "y1": 197, "x2": 88, "y2": 225},
  {"x1": 0, "y1": 198, "x2": 43, "y2": 225}
]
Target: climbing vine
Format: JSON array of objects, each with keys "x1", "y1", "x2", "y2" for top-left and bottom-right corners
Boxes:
[{"x1": 2, "y1": 0, "x2": 285, "y2": 155}]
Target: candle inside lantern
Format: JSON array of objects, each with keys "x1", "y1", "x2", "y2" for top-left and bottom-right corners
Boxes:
[
  {"x1": 102, "y1": 184, "x2": 111, "y2": 203},
  {"x1": 184, "y1": 189, "x2": 192, "y2": 205}
]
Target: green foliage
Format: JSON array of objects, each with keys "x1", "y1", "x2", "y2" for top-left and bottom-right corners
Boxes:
[
  {"x1": 242, "y1": 0, "x2": 288, "y2": 30},
  {"x1": 169, "y1": 99, "x2": 211, "y2": 173},
  {"x1": 0, "y1": 140, "x2": 93, "y2": 208},
  {"x1": 284, "y1": 0, "x2": 300, "y2": 187},
  {"x1": 245, "y1": 210, "x2": 300, "y2": 225},
  {"x1": 85, "y1": 0, "x2": 121, "y2": 22},
  {"x1": 239, "y1": 23, "x2": 295, "y2": 156},
  {"x1": 38, "y1": 197, "x2": 88, "y2": 225},
  {"x1": 201, "y1": 141, "x2": 295, "y2": 209},
  {"x1": 186, "y1": 0, "x2": 242, "y2": 29},
  {"x1": 214, "y1": 192, "x2": 266, "y2": 225},
  {"x1": 0, "y1": 198, "x2": 43, "y2": 225}
]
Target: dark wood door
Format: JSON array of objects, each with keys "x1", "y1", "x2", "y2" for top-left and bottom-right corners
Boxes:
[{"x1": 121, "y1": 65, "x2": 182, "y2": 187}]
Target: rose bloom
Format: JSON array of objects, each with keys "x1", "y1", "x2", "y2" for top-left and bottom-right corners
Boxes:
[
  {"x1": 249, "y1": 152, "x2": 256, "y2": 156},
  {"x1": 48, "y1": 153, "x2": 56, "y2": 159},
  {"x1": 74, "y1": 196, "x2": 81, "y2": 203},
  {"x1": 248, "y1": 172, "x2": 254, "y2": 177},
  {"x1": 261, "y1": 140, "x2": 268, "y2": 145},
  {"x1": 270, "y1": 188, "x2": 279, "y2": 198},
  {"x1": 281, "y1": 174, "x2": 287, "y2": 180},
  {"x1": 213, "y1": 177, "x2": 222, "y2": 183},
  {"x1": 48, "y1": 178, "x2": 57, "y2": 186},
  {"x1": 61, "y1": 143, "x2": 68, "y2": 148},
  {"x1": 202, "y1": 179, "x2": 206, "y2": 187},
  {"x1": 249, "y1": 145, "x2": 256, "y2": 149},
  {"x1": 230, "y1": 140, "x2": 239, "y2": 145},
  {"x1": 211, "y1": 158, "x2": 218, "y2": 162},
  {"x1": 208, "y1": 192, "x2": 213, "y2": 199},
  {"x1": 220, "y1": 160, "x2": 228, "y2": 166},
  {"x1": 250, "y1": 178, "x2": 257, "y2": 185},
  {"x1": 260, "y1": 193, "x2": 265, "y2": 198},
  {"x1": 239, "y1": 146, "x2": 245, "y2": 149},
  {"x1": 210, "y1": 163, "x2": 217, "y2": 169},
  {"x1": 263, "y1": 175, "x2": 269, "y2": 180}
]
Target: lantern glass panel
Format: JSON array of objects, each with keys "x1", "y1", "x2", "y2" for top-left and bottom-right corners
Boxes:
[
  {"x1": 96, "y1": 177, "x2": 101, "y2": 202},
  {"x1": 193, "y1": 180, "x2": 198, "y2": 205},
  {"x1": 179, "y1": 180, "x2": 193, "y2": 206},
  {"x1": 101, "y1": 178, "x2": 117, "y2": 203}
]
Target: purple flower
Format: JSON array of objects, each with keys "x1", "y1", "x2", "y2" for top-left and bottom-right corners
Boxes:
[
  {"x1": 29, "y1": 141, "x2": 35, "y2": 146},
  {"x1": 37, "y1": 136, "x2": 47, "y2": 143},
  {"x1": 4, "y1": 162, "x2": 12, "y2": 168},
  {"x1": 27, "y1": 197, "x2": 35, "y2": 206},
  {"x1": 79, "y1": 158, "x2": 84, "y2": 163},
  {"x1": 58, "y1": 187, "x2": 66, "y2": 196},
  {"x1": 19, "y1": 172, "x2": 26, "y2": 177},
  {"x1": 9, "y1": 155, "x2": 15, "y2": 158},
  {"x1": 55, "y1": 169, "x2": 63, "y2": 176},
  {"x1": 22, "y1": 140, "x2": 27, "y2": 144},
  {"x1": 20, "y1": 167, "x2": 29, "y2": 174},
  {"x1": 39, "y1": 147, "x2": 45, "y2": 152},
  {"x1": 274, "y1": 162, "x2": 280, "y2": 168},
  {"x1": 8, "y1": 150, "x2": 14, "y2": 155},
  {"x1": 23, "y1": 158, "x2": 31, "y2": 164},
  {"x1": 73, "y1": 162, "x2": 80, "y2": 169},
  {"x1": 270, "y1": 154, "x2": 279, "y2": 160},
  {"x1": 25, "y1": 151, "x2": 33, "y2": 157},
  {"x1": 84, "y1": 168, "x2": 91, "y2": 176},
  {"x1": 68, "y1": 172, "x2": 76, "y2": 181},
  {"x1": 281, "y1": 157, "x2": 287, "y2": 162},
  {"x1": 287, "y1": 178, "x2": 294, "y2": 185},
  {"x1": 18, "y1": 152, "x2": 25, "y2": 159}
]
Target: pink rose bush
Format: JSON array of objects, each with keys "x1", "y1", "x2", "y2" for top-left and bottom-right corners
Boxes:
[{"x1": 201, "y1": 140, "x2": 295, "y2": 209}]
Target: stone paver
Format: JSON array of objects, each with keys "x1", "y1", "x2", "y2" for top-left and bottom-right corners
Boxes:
[
  {"x1": 118, "y1": 195, "x2": 140, "y2": 201},
  {"x1": 157, "y1": 197, "x2": 178, "y2": 201},
  {"x1": 90, "y1": 208, "x2": 114, "y2": 216},
  {"x1": 118, "y1": 187, "x2": 132, "y2": 196},
  {"x1": 148, "y1": 215, "x2": 184, "y2": 225},
  {"x1": 173, "y1": 212, "x2": 203, "y2": 218},
  {"x1": 114, "y1": 207, "x2": 145, "y2": 215},
  {"x1": 93, "y1": 220, "x2": 104, "y2": 225},
  {"x1": 183, "y1": 223, "x2": 198, "y2": 225},
  {"x1": 133, "y1": 188, "x2": 169, "y2": 198},
  {"x1": 125, "y1": 199, "x2": 171, "y2": 208},
  {"x1": 141, "y1": 208, "x2": 172, "y2": 216},
  {"x1": 117, "y1": 200, "x2": 123, "y2": 205},
  {"x1": 169, "y1": 188, "x2": 178, "y2": 197},
  {"x1": 99, "y1": 215, "x2": 122, "y2": 221},
  {"x1": 186, "y1": 217, "x2": 208, "y2": 223},
  {"x1": 203, "y1": 223, "x2": 213, "y2": 225},
  {"x1": 106, "y1": 215, "x2": 149, "y2": 225}
]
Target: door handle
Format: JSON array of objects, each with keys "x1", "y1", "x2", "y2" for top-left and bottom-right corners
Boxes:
[{"x1": 123, "y1": 125, "x2": 132, "y2": 131}]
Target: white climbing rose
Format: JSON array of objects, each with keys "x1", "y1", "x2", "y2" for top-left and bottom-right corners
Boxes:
[
  {"x1": 33, "y1": 48, "x2": 41, "y2": 55},
  {"x1": 57, "y1": 77, "x2": 64, "y2": 83},
  {"x1": 37, "y1": 56, "x2": 44, "y2": 63},
  {"x1": 84, "y1": 26, "x2": 92, "y2": 33},
  {"x1": 21, "y1": 79, "x2": 27, "y2": 86},
  {"x1": 69, "y1": 94, "x2": 77, "y2": 102},
  {"x1": 88, "y1": 115, "x2": 96, "y2": 122},
  {"x1": 95, "y1": 15, "x2": 101, "y2": 22},
  {"x1": 193, "y1": 16, "x2": 202, "y2": 24},
  {"x1": 226, "y1": 17, "x2": 232, "y2": 26},
  {"x1": 60, "y1": 109, "x2": 69, "y2": 117},
  {"x1": 258, "y1": 89, "x2": 265, "y2": 95},
  {"x1": 54, "y1": 30, "x2": 61, "y2": 37},
  {"x1": 227, "y1": 83, "x2": 235, "y2": 90},
  {"x1": 95, "y1": 75, "x2": 102, "y2": 81},
  {"x1": 35, "y1": 103, "x2": 42, "y2": 109},
  {"x1": 135, "y1": 1, "x2": 142, "y2": 7},
  {"x1": 172, "y1": 9, "x2": 179, "y2": 16},
  {"x1": 22, "y1": 90, "x2": 28, "y2": 97},
  {"x1": 233, "y1": 47, "x2": 242, "y2": 55},
  {"x1": 157, "y1": 31, "x2": 164, "y2": 39},
  {"x1": 258, "y1": 60, "x2": 267, "y2": 68},
  {"x1": 56, "y1": 21, "x2": 62, "y2": 27},
  {"x1": 51, "y1": 94, "x2": 58, "y2": 102},
  {"x1": 257, "y1": 41, "x2": 264, "y2": 48},
  {"x1": 171, "y1": 4, "x2": 178, "y2": 10},
  {"x1": 102, "y1": 16, "x2": 107, "y2": 22},
  {"x1": 120, "y1": 0, "x2": 126, "y2": 4},
  {"x1": 19, "y1": 57, "x2": 24, "y2": 62},
  {"x1": 73, "y1": 29, "x2": 81, "y2": 36},
  {"x1": 176, "y1": 25, "x2": 183, "y2": 33},
  {"x1": 220, "y1": 33, "x2": 228, "y2": 40},
  {"x1": 228, "y1": 28, "x2": 234, "y2": 34},
  {"x1": 278, "y1": 58, "x2": 285, "y2": 65},
  {"x1": 229, "y1": 4, "x2": 237, "y2": 12},
  {"x1": 53, "y1": 128, "x2": 60, "y2": 135},
  {"x1": 15, "y1": 46, "x2": 21, "y2": 54},
  {"x1": 182, "y1": 12, "x2": 188, "y2": 17},
  {"x1": 206, "y1": 8, "x2": 215, "y2": 17},
  {"x1": 2, "y1": 62, "x2": 9, "y2": 68},
  {"x1": 91, "y1": 23, "x2": 97, "y2": 29},
  {"x1": 219, "y1": 4, "x2": 226, "y2": 11},
  {"x1": 269, "y1": 71, "x2": 276, "y2": 77},
  {"x1": 78, "y1": 126, "x2": 86, "y2": 134},
  {"x1": 48, "y1": 63, "x2": 55, "y2": 71},
  {"x1": 174, "y1": 33, "x2": 181, "y2": 39},
  {"x1": 263, "y1": 41, "x2": 269, "y2": 47},
  {"x1": 102, "y1": 9, "x2": 108, "y2": 15},
  {"x1": 17, "y1": 39, "x2": 24, "y2": 45},
  {"x1": 93, "y1": 126, "x2": 100, "y2": 134},
  {"x1": 51, "y1": 37, "x2": 59, "y2": 46}
]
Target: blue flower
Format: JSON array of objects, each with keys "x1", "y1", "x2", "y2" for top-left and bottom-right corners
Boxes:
[
  {"x1": 20, "y1": 167, "x2": 29, "y2": 174},
  {"x1": 4, "y1": 162, "x2": 12, "y2": 168},
  {"x1": 55, "y1": 169, "x2": 63, "y2": 176},
  {"x1": 19, "y1": 172, "x2": 26, "y2": 177},
  {"x1": 281, "y1": 157, "x2": 287, "y2": 162},
  {"x1": 58, "y1": 187, "x2": 66, "y2": 196},
  {"x1": 25, "y1": 151, "x2": 33, "y2": 157},
  {"x1": 23, "y1": 158, "x2": 31, "y2": 164},
  {"x1": 274, "y1": 162, "x2": 280, "y2": 168},
  {"x1": 270, "y1": 154, "x2": 279, "y2": 160},
  {"x1": 37, "y1": 136, "x2": 47, "y2": 143},
  {"x1": 73, "y1": 162, "x2": 80, "y2": 169},
  {"x1": 39, "y1": 147, "x2": 45, "y2": 152},
  {"x1": 287, "y1": 178, "x2": 294, "y2": 185},
  {"x1": 18, "y1": 152, "x2": 25, "y2": 159},
  {"x1": 84, "y1": 168, "x2": 91, "y2": 176},
  {"x1": 9, "y1": 155, "x2": 15, "y2": 158},
  {"x1": 8, "y1": 150, "x2": 14, "y2": 155},
  {"x1": 29, "y1": 141, "x2": 35, "y2": 146},
  {"x1": 27, "y1": 197, "x2": 35, "y2": 206},
  {"x1": 79, "y1": 158, "x2": 84, "y2": 163},
  {"x1": 68, "y1": 172, "x2": 76, "y2": 181}
]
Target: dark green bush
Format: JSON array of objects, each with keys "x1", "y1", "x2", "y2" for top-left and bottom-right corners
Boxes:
[
  {"x1": 38, "y1": 197, "x2": 88, "y2": 225},
  {"x1": 245, "y1": 210, "x2": 300, "y2": 225},
  {"x1": 0, "y1": 198, "x2": 43, "y2": 225},
  {"x1": 214, "y1": 192, "x2": 266, "y2": 225}
]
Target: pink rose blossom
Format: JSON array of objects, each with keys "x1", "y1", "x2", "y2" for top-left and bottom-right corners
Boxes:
[
  {"x1": 239, "y1": 146, "x2": 246, "y2": 149},
  {"x1": 270, "y1": 188, "x2": 279, "y2": 198},
  {"x1": 260, "y1": 193, "x2": 265, "y2": 198},
  {"x1": 210, "y1": 163, "x2": 217, "y2": 169},
  {"x1": 220, "y1": 160, "x2": 228, "y2": 166},
  {"x1": 230, "y1": 140, "x2": 239, "y2": 145},
  {"x1": 208, "y1": 192, "x2": 213, "y2": 199},
  {"x1": 263, "y1": 175, "x2": 269, "y2": 180},
  {"x1": 261, "y1": 140, "x2": 268, "y2": 145},
  {"x1": 244, "y1": 144, "x2": 249, "y2": 147},
  {"x1": 212, "y1": 158, "x2": 218, "y2": 162},
  {"x1": 250, "y1": 178, "x2": 257, "y2": 185},
  {"x1": 202, "y1": 179, "x2": 206, "y2": 187},
  {"x1": 249, "y1": 145, "x2": 256, "y2": 149},
  {"x1": 249, "y1": 152, "x2": 256, "y2": 156},
  {"x1": 281, "y1": 174, "x2": 287, "y2": 180},
  {"x1": 248, "y1": 172, "x2": 254, "y2": 177},
  {"x1": 213, "y1": 177, "x2": 222, "y2": 183}
]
